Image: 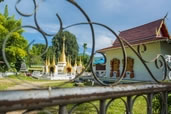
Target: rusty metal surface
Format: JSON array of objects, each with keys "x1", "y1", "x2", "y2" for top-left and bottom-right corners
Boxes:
[{"x1": 0, "y1": 83, "x2": 171, "y2": 112}]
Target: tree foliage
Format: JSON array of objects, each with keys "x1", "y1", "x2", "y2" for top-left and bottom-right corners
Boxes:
[
  {"x1": 0, "y1": 0, "x2": 4, "y2": 3},
  {"x1": 52, "y1": 31, "x2": 79, "y2": 64},
  {"x1": 26, "y1": 44, "x2": 45, "y2": 65},
  {"x1": 4, "y1": 5, "x2": 8, "y2": 18},
  {"x1": 27, "y1": 44, "x2": 54, "y2": 65},
  {"x1": 83, "y1": 43, "x2": 87, "y2": 58},
  {"x1": 152, "y1": 94, "x2": 171, "y2": 113},
  {"x1": 0, "y1": 5, "x2": 28, "y2": 71},
  {"x1": 31, "y1": 43, "x2": 46, "y2": 57}
]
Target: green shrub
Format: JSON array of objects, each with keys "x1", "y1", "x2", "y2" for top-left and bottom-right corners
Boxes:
[{"x1": 152, "y1": 93, "x2": 171, "y2": 114}]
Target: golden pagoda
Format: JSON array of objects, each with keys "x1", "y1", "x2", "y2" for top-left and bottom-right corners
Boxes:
[
  {"x1": 59, "y1": 36, "x2": 66, "y2": 63},
  {"x1": 43, "y1": 35, "x2": 84, "y2": 79},
  {"x1": 74, "y1": 58, "x2": 77, "y2": 67},
  {"x1": 79, "y1": 56, "x2": 83, "y2": 67},
  {"x1": 45, "y1": 56, "x2": 50, "y2": 66},
  {"x1": 44, "y1": 56, "x2": 50, "y2": 73},
  {"x1": 52, "y1": 55, "x2": 56, "y2": 66}
]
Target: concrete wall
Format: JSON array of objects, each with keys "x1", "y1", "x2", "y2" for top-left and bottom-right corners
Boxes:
[{"x1": 104, "y1": 41, "x2": 165, "y2": 81}]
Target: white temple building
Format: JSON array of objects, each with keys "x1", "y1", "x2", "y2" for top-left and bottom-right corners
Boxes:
[{"x1": 44, "y1": 36, "x2": 84, "y2": 80}]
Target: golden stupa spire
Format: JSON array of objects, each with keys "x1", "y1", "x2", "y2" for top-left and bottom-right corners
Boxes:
[
  {"x1": 79, "y1": 56, "x2": 82, "y2": 67},
  {"x1": 66, "y1": 57, "x2": 69, "y2": 67},
  {"x1": 67, "y1": 56, "x2": 71, "y2": 67},
  {"x1": 59, "y1": 36, "x2": 66, "y2": 63},
  {"x1": 47, "y1": 56, "x2": 50, "y2": 66},
  {"x1": 52, "y1": 54, "x2": 56, "y2": 66},
  {"x1": 45, "y1": 57, "x2": 48, "y2": 66},
  {"x1": 74, "y1": 58, "x2": 77, "y2": 67}
]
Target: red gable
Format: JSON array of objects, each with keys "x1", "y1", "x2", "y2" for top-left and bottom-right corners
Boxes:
[{"x1": 98, "y1": 18, "x2": 170, "y2": 52}]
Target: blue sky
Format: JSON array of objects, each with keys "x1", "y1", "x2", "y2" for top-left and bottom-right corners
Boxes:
[{"x1": 0, "y1": 0, "x2": 171, "y2": 54}]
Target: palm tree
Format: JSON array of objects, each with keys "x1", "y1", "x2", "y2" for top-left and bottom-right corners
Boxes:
[{"x1": 83, "y1": 43, "x2": 87, "y2": 59}]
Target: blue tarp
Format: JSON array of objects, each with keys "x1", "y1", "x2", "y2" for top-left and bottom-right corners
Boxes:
[{"x1": 93, "y1": 57, "x2": 105, "y2": 64}]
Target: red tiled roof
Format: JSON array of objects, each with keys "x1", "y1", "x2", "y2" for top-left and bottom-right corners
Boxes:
[
  {"x1": 98, "y1": 18, "x2": 170, "y2": 52},
  {"x1": 98, "y1": 37, "x2": 167, "y2": 52}
]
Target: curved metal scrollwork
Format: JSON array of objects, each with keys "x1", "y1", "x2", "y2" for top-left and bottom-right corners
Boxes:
[
  {"x1": 132, "y1": 95, "x2": 148, "y2": 113},
  {"x1": 121, "y1": 38, "x2": 170, "y2": 83},
  {"x1": 106, "y1": 98, "x2": 128, "y2": 113},
  {"x1": 2, "y1": 0, "x2": 171, "y2": 88}
]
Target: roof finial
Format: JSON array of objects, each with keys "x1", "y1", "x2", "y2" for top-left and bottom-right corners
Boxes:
[
  {"x1": 74, "y1": 58, "x2": 77, "y2": 67},
  {"x1": 163, "y1": 12, "x2": 168, "y2": 20},
  {"x1": 79, "y1": 56, "x2": 82, "y2": 67}
]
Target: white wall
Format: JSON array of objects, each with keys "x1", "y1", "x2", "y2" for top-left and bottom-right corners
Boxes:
[
  {"x1": 104, "y1": 42, "x2": 164, "y2": 81},
  {"x1": 160, "y1": 41, "x2": 171, "y2": 55}
]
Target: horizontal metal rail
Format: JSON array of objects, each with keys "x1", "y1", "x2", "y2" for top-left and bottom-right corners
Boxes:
[{"x1": 0, "y1": 83, "x2": 171, "y2": 112}]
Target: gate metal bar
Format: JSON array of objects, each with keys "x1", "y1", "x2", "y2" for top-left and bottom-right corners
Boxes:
[{"x1": 0, "y1": 83, "x2": 171, "y2": 113}]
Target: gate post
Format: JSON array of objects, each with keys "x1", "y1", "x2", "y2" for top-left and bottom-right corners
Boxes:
[
  {"x1": 147, "y1": 93, "x2": 153, "y2": 114},
  {"x1": 127, "y1": 96, "x2": 132, "y2": 114},
  {"x1": 59, "y1": 105, "x2": 68, "y2": 114},
  {"x1": 100, "y1": 100, "x2": 106, "y2": 114},
  {"x1": 161, "y1": 91, "x2": 168, "y2": 114}
]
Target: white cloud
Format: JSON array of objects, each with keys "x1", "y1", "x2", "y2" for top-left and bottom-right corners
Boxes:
[
  {"x1": 24, "y1": 29, "x2": 37, "y2": 34},
  {"x1": 95, "y1": 35, "x2": 114, "y2": 50},
  {"x1": 65, "y1": 26, "x2": 115, "y2": 51},
  {"x1": 41, "y1": 24, "x2": 59, "y2": 33},
  {"x1": 85, "y1": 51, "x2": 91, "y2": 56},
  {"x1": 23, "y1": 23, "x2": 60, "y2": 34}
]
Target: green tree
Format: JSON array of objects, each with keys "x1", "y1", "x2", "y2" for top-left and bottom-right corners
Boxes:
[
  {"x1": 78, "y1": 53, "x2": 90, "y2": 68},
  {"x1": 0, "y1": 0, "x2": 4, "y2": 3},
  {"x1": 152, "y1": 94, "x2": 171, "y2": 113},
  {"x1": 45, "y1": 46, "x2": 55, "y2": 58},
  {"x1": 31, "y1": 43, "x2": 47, "y2": 60},
  {"x1": 29, "y1": 55, "x2": 44, "y2": 65},
  {"x1": 32, "y1": 44, "x2": 46, "y2": 55},
  {"x1": 52, "y1": 31, "x2": 79, "y2": 64},
  {"x1": 28, "y1": 44, "x2": 54, "y2": 65},
  {"x1": 0, "y1": 5, "x2": 28, "y2": 71},
  {"x1": 26, "y1": 43, "x2": 46, "y2": 65}
]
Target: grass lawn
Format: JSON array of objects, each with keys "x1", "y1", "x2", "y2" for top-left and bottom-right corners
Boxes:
[
  {"x1": 0, "y1": 78, "x2": 17, "y2": 90},
  {"x1": 37, "y1": 96, "x2": 147, "y2": 114},
  {"x1": 44, "y1": 81, "x2": 75, "y2": 88}
]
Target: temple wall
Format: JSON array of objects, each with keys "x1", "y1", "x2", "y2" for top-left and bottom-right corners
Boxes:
[{"x1": 104, "y1": 42, "x2": 164, "y2": 81}]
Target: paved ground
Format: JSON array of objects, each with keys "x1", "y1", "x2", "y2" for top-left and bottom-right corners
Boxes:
[{"x1": 7, "y1": 81, "x2": 48, "y2": 90}]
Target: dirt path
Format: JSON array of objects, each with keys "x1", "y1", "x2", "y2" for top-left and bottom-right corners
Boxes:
[
  {"x1": 7, "y1": 110, "x2": 39, "y2": 114},
  {"x1": 7, "y1": 81, "x2": 49, "y2": 90}
]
